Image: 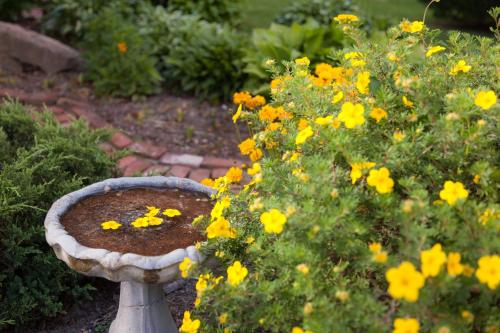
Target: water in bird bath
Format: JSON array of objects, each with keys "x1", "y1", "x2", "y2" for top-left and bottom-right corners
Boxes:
[{"x1": 61, "y1": 188, "x2": 213, "y2": 256}]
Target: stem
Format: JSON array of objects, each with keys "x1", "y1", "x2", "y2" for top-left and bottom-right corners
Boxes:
[{"x1": 422, "y1": 0, "x2": 436, "y2": 25}]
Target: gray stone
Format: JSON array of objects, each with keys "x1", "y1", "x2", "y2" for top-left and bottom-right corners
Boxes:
[{"x1": 0, "y1": 21, "x2": 83, "y2": 74}]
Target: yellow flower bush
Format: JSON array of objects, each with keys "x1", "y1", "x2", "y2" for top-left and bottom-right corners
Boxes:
[{"x1": 189, "y1": 15, "x2": 500, "y2": 333}]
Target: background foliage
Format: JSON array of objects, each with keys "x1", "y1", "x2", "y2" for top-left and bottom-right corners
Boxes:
[{"x1": 0, "y1": 101, "x2": 116, "y2": 330}]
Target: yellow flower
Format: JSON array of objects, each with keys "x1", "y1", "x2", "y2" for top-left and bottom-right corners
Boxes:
[
  {"x1": 356, "y1": 71, "x2": 370, "y2": 94},
  {"x1": 227, "y1": 261, "x2": 248, "y2": 286},
  {"x1": 232, "y1": 104, "x2": 242, "y2": 123},
  {"x1": 298, "y1": 118, "x2": 309, "y2": 130},
  {"x1": 245, "y1": 95, "x2": 266, "y2": 110},
  {"x1": 260, "y1": 209, "x2": 287, "y2": 234},
  {"x1": 179, "y1": 257, "x2": 193, "y2": 278},
  {"x1": 259, "y1": 105, "x2": 278, "y2": 122},
  {"x1": 473, "y1": 174, "x2": 480, "y2": 184},
  {"x1": 247, "y1": 163, "x2": 261, "y2": 176},
  {"x1": 420, "y1": 243, "x2": 447, "y2": 278},
  {"x1": 386, "y1": 261, "x2": 425, "y2": 302},
  {"x1": 101, "y1": 220, "x2": 122, "y2": 230},
  {"x1": 296, "y1": 263, "x2": 309, "y2": 275},
  {"x1": 295, "y1": 126, "x2": 314, "y2": 145},
  {"x1": 449, "y1": 60, "x2": 471, "y2": 76},
  {"x1": 461, "y1": 310, "x2": 474, "y2": 323},
  {"x1": 439, "y1": 181, "x2": 468, "y2": 205},
  {"x1": 295, "y1": 57, "x2": 310, "y2": 66},
  {"x1": 314, "y1": 115, "x2": 334, "y2": 125},
  {"x1": 402, "y1": 96, "x2": 414, "y2": 108},
  {"x1": 180, "y1": 311, "x2": 200, "y2": 333},
  {"x1": 163, "y1": 208, "x2": 181, "y2": 217},
  {"x1": 131, "y1": 217, "x2": 150, "y2": 228},
  {"x1": 463, "y1": 264, "x2": 475, "y2": 277},
  {"x1": 233, "y1": 91, "x2": 252, "y2": 105},
  {"x1": 338, "y1": 102, "x2": 365, "y2": 129},
  {"x1": 335, "y1": 290, "x2": 349, "y2": 302},
  {"x1": 238, "y1": 138, "x2": 256, "y2": 155},
  {"x1": 200, "y1": 178, "x2": 215, "y2": 187},
  {"x1": 196, "y1": 273, "x2": 210, "y2": 295},
  {"x1": 334, "y1": 14, "x2": 359, "y2": 23},
  {"x1": 370, "y1": 107, "x2": 387, "y2": 123},
  {"x1": 332, "y1": 91, "x2": 344, "y2": 104},
  {"x1": 219, "y1": 313, "x2": 228, "y2": 324},
  {"x1": 475, "y1": 255, "x2": 500, "y2": 289},
  {"x1": 225, "y1": 167, "x2": 243, "y2": 183},
  {"x1": 393, "y1": 130, "x2": 406, "y2": 142},
  {"x1": 374, "y1": 252, "x2": 388, "y2": 263},
  {"x1": 367, "y1": 167, "x2": 394, "y2": 194},
  {"x1": 474, "y1": 90, "x2": 497, "y2": 110},
  {"x1": 145, "y1": 206, "x2": 160, "y2": 217},
  {"x1": 400, "y1": 20, "x2": 424, "y2": 33},
  {"x1": 147, "y1": 216, "x2": 163, "y2": 226},
  {"x1": 117, "y1": 42, "x2": 127, "y2": 54},
  {"x1": 350, "y1": 162, "x2": 376, "y2": 184},
  {"x1": 206, "y1": 216, "x2": 236, "y2": 239},
  {"x1": 210, "y1": 196, "x2": 231, "y2": 220},
  {"x1": 344, "y1": 52, "x2": 365, "y2": 67},
  {"x1": 369, "y1": 242, "x2": 382, "y2": 253},
  {"x1": 447, "y1": 252, "x2": 464, "y2": 276},
  {"x1": 249, "y1": 148, "x2": 263, "y2": 162},
  {"x1": 387, "y1": 52, "x2": 400, "y2": 62},
  {"x1": 393, "y1": 318, "x2": 419, "y2": 333},
  {"x1": 426, "y1": 45, "x2": 446, "y2": 57},
  {"x1": 479, "y1": 208, "x2": 498, "y2": 225},
  {"x1": 245, "y1": 236, "x2": 255, "y2": 244}
]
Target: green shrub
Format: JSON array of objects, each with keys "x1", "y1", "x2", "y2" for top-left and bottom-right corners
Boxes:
[
  {"x1": 184, "y1": 15, "x2": 500, "y2": 333},
  {"x1": 0, "y1": 0, "x2": 36, "y2": 20},
  {"x1": 420, "y1": 0, "x2": 499, "y2": 28},
  {"x1": 138, "y1": 6, "x2": 246, "y2": 101},
  {"x1": 0, "y1": 100, "x2": 116, "y2": 330},
  {"x1": 164, "y1": 0, "x2": 240, "y2": 25},
  {"x1": 83, "y1": 4, "x2": 162, "y2": 97},
  {"x1": 243, "y1": 20, "x2": 345, "y2": 93},
  {"x1": 275, "y1": 0, "x2": 354, "y2": 26}
]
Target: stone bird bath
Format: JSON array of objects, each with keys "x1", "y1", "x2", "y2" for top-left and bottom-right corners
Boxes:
[{"x1": 44, "y1": 176, "x2": 214, "y2": 333}]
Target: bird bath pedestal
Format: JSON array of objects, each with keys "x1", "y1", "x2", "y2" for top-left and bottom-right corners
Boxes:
[{"x1": 44, "y1": 177, "x2": 214, "y2": 333}]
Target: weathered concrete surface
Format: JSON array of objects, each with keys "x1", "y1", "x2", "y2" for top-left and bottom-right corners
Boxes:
[{"x1": 0, "y1": 21, "x2": 83, "y2": 74}]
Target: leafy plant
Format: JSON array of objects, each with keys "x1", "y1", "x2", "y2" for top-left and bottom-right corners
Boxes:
[
  {"x1": 0, "y1": 100, "x2": 116, "y2": 330},
  {"x1": 243, "y1": 20, "x2": 345, "y2": 93},
  {"x1": 82, "y1": 4, "x2": 162, "y2": 97},
  {"x1": 186, "y1": 17, "x2": 500, "y2": 333},
  {"x1": 275, "y1": 0, "x2": 354, "y2": 26},
  {"x1": 0, "y1": 0, "x2": 36, "y2": 20},
  {"x1": 163, "y1": 0, "x2": 241, "y2": 25}
]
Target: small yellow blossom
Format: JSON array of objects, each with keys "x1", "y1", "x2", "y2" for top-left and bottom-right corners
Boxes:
[
  {"x1": 421, "y1": 243, "x2": 447, "y2": 278},
  {"x1": 393, "y1": 130, "x2": 406, "y2": 142},
  {"x1": 334, "y1": 14, "x2": 359, "y2": 23},
  {"x1": 338, "y1": 102, "x2": 365, "y2": 129},
  {"x1": 335, "y1": 290, "x2": 349, "y2": 302},
  {"x1": 332, "y1": 91, "x2": 344, "y2": 104},
  {"x1": 247, "y1": 163, "x2": 261, "y2": 176},
  {"x1": 473, "y1": 174, "x2": 480, "y2": 184},
  {"x1": 245, "y1": 236, "x2": 255, "y2": 244},
  {"x1": 296, "y1": 263, "x2": 309, "y2": 275},
  {"x1": 238, "y1": 138, "x2": 256, "y2": 155},
  {"x1": 367, "y1": 167, "x2": 394, "y2": 194},
  {"x1": 447, "y1": 252, "x2": 464, "y2": 276},
  {"x1": 295, "y1": 57, "x2": 310, "y2": 66},
  {"x1": 101, "y1": 220, "x2": 122, "y2": 230},
  {"x1": 374, "y1": 252, "x2": 388, "y2": 263},
  {"x1": 461, "y1": 310, "x2": 474, "y2": 323},
  {"x1": 180, "y1": 311, "x2": 200, "y2": 333},
  {"x1": 402, "y1": 96, "x2": 414, "y2": 108},
  {"x1": 350, "y1": 162, "x2": 376, "y2": 184},
  {"x1": 393, "y1": 318, "x2": 419, "y2": 333},
  {"x1": 474, "y1": 90, "x2": 497, "y2": 110},
  {"x1": 200, "y1": 178, "x2": 215, "y2": 187},
  {"x1": 163, "y1": 208, "x2": 181, "y2": 217},
  {"x1": 233, "y1": 91, "x2": 252, "y2": 105},
  {"x1": 219, "y1": 313, "x2": 228, "y2": 324},
  {"x1": 439, "y1": 181, "x2": 468, "y2": 205},
  {"x1": 479, "y1": 208, "x2": 498, "y2": 225},
  {"x1": 386, "y1": 261, "x2": 425, "y2": 302},
  {"x1": 370, "y1": 107, "x2": 387, "y2": 123},
  {"x1": 227, "y1": 261, "x2": 248, "y2": 286},
  {"x1": 249, "y1": 148, "x2": 263, "y2": 162},
  {"x1": 232, "y1": 104, "x2": 242, "y2": 123},
  {"x1": 426, "y1": 45, "x2": 446, "y2": 57},
  {"x1": 356, "y1": 71, "x2": 370, "y2": 94},
  {"x1": 475, "y1": 255, "x2": 500, "y2": 289},
  {"x1": 295, "y1": 126, "x2": 314, "y2": 145},
  {"x1": 387, "y1": 52, "x2": 400, "y2": 62},
  {"x1": 259, "y1": 105, "x2": 279, "y2": 122},
  {"x1": 463, "y1": 264, "x2": 475, "y2": 277},
  {"x1": 225, "y1": 167, "x2": 243, "y2": 183},
  {"x1": 145, "y1": 206, "x2": 160, "y2": 217},
  {"x1": 260, "y1": 209, "x2": 287, "y2": 234},
  {"x1": 179, "y1": 257, "x2": 193, "y2": 278},
  {"x1": 206, "y1": 216, "x2": 237, "y2": 239},
  {"x1": 245, "y1": 95, "x2": 266, "y2": 110},
  {"x1": 400, "y1": 20, "x2": 424, "y2": 33},
  {"x1": 449, "y1": 60, "x2": 471, "y2": 76},
  {"x1": 314, "y1": 115, "x2": 334, "y2": 125}
]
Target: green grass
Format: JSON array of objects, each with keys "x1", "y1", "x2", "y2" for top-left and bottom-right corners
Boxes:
[
  {"x1": 239, "y1": 0, "x2": 294, "y2": 30},
  {"x1": 354, "y1": 0, "x2": 429, "y2": 21}
]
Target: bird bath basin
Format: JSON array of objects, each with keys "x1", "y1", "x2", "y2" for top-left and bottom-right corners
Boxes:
[{"x1": 44, "y1": 176, "x2": 214, "y2": 333}]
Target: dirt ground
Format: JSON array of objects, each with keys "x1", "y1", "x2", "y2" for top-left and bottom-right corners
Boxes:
[{"x1": 0, "y1": 69, "x2": 247, "y2": 158}]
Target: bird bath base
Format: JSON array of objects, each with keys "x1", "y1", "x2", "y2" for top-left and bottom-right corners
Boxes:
[{"x1": 109, "y1": 281, "x2": 176, "y2": 333}]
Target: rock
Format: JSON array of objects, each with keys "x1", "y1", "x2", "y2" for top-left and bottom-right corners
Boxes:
[{"x1": 0, "y1": 21, "x2": 83, "y2": 74}]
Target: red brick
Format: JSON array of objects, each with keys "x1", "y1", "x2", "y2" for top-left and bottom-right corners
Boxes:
[
  {"x1": 48, "y1": 106, "x2": 65, "y2": 115},
  {"x1": 0, "y1": 87, "x2": 28, "y2": 101},
  {"x1": 123, "y1": 158, "x2": 153, "y2": 177},
  {"x1": 71, "y1": 106, "x2": 108, "y2": 128},
  {"x1": 188, "y1": 168, "x2": 211, "y2": 183},
  {"x1": 117, "y1": 155, "x2": 137, "y2": 172},
  {"x1": 110, "y1": 132, "x2": 133, "y2": 149},
  {"x1": 57, "y1": 97, "x2": 92, "y2": 110},
  {"x1": 167, "y1": 165, "x2": 191, "y2": 178},
  {"x1": 24, "y1": 91, "x2": 58, "y2": 105},
  {"x1": 211, "y1": 168, "x2": 228, "y2": 179},
  {"x1": 160, "y1": 153, "x2": 203, "y2": 167},
  {"x1": 130, "y1": 141, "x2": 168, "y2": 159},
  {"x1": 55, "y1": 112, "x2": 72, "y2": 124},
  {"x1": 143, "y1": 164, "x2": 171, "y2": 176},
  {"x1": 99, "y1": 142, "x2": 115, "y2": 156},
  {"x1": 201, "y1": 156, "x2": 245, "y2": 168}
]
